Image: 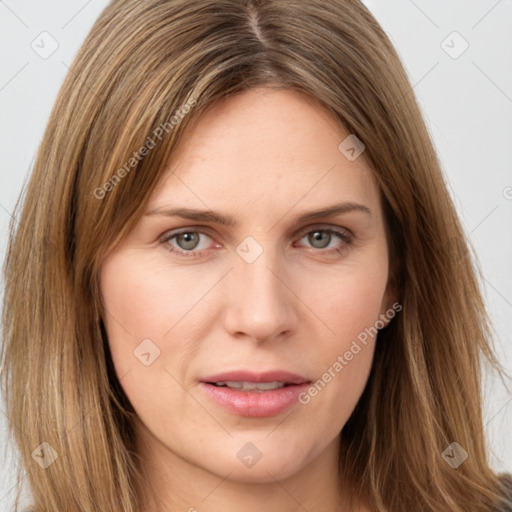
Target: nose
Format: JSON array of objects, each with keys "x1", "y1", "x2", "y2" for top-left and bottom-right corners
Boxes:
[{"x1": 221, "y1": 242, "x2": 300, "y2": 343}]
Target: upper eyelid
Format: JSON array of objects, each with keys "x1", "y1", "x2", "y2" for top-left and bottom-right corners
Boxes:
[{"x1": 161, "y1": 223, "x2": 351, "y2": 237}]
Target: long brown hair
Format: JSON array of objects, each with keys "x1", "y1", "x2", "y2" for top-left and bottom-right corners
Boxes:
[{"x1": 2, "y1": 1, "x2": 511, "y2": 511}]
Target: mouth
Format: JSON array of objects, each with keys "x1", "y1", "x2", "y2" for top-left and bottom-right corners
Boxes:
[
  {"x1": 199, "y1": 370, "x2": 311, "y2": 417},
  {"x1": 209, "y1": 381, "x2": 291, "y2": 392}
]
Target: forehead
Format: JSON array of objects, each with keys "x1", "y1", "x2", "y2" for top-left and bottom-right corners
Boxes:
[{"x1": 148, "y1": 87, "x2": 381, "y2": 218}]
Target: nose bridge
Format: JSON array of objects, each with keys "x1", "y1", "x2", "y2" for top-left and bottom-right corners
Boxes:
[{"x1": 222, "y1": 237, "x2": 298, "y2": 341}]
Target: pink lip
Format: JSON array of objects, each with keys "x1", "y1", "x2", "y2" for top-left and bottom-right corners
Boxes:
[{"x1": 199, "y1": 370, "x2": 311, "y2": 418}]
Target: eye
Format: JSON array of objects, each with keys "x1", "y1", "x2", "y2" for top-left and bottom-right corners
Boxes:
[
  {"x1": 160, "y1": 225, "x2": 353, "y2": 258},
  {"x1": 296, "y1": 226, "x2": 353, "y2": 254},
  {"x1": 161, "y1": 229, "x2": 217, "y2": 257}
]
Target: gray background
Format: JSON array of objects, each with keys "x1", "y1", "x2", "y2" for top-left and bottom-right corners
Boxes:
[{"x1": 1, "y1": 0, "x2": 511, "y2": 508}]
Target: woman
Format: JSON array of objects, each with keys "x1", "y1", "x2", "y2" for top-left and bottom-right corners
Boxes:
[{"x1": 2, "y1": 0, "x2": 511, "y2": 511}]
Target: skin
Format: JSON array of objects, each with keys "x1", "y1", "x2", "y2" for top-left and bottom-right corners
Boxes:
[{"x1": 100, "y1": 87, "x2": 396, "y2": 512}]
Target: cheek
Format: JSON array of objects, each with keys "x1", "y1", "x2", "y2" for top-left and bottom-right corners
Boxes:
[
  {"x1": 297, "y1": 284, "x2": 379, "y2": 430},
  {"x1": 308, "y1": 255, "x2": 389, "y2": 348},
  {"x1": 99, "y1": 251, "x2": 219, "y2": 413},
  {"x1": 100, "y1": 252, "x2": 216, "y2": 351},
  {"x1": 100, "y1": 257, "x2": 179, "y2": 337},
  {"x1": 295, "y1": 257, "x2": 388, "y2": 419}
]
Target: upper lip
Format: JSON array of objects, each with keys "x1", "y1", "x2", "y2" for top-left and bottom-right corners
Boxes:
[{"x1": 200, "y1": 370, "x2": 310, "y2": 385}]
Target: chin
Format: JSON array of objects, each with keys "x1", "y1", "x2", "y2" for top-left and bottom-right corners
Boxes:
[{"x1": 203, "y1": 434, "x2": 320, "y2": 483}]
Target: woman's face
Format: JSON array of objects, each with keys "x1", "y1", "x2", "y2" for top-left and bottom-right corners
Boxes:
[{"x1": 100, "y1": 87, "x2": 395, "y2": 484}]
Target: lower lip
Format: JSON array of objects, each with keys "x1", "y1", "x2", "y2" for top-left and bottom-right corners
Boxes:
[{"x1": 199, "y1": 382, "x2": 310, "y2": 417}]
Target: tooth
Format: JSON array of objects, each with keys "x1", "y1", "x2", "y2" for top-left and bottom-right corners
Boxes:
[
  {"x1": 253, "y1": 381, "x2": 284, "y2": 390},
  {"x1": 241, "y1": 382, "x2": 259, "y2": 390},
  {"x1": 240, "y1": 381, "x2": 285, "y2": 390},
  {"x1": 213, "y1": 381, "x2": 287, "y2": 390},
  {"x1": 223, "y1": 381, "x2": 243, "y2": 389}
]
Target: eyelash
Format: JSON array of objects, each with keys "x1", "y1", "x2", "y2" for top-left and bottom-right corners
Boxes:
[{"x1": 159, "y1": 225, "x2": 353, "y2": 258}]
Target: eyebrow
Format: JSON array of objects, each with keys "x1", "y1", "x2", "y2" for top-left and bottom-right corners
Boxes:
[{"x1": 145, "y1": 202, "x2": 372, "y2": 226}]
